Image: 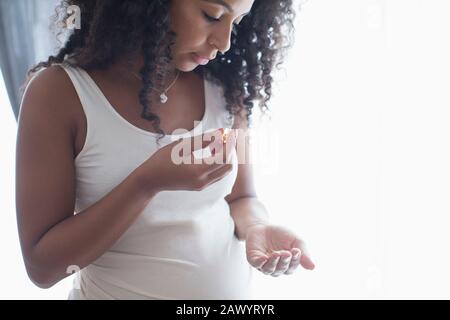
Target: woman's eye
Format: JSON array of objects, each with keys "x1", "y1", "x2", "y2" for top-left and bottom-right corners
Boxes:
[
  {"x1": 203, "y1": 12, "x2": 240, "y2": 28},
  {"x1": 203, "y1": 12, "x2": 220, "y2": 22}
]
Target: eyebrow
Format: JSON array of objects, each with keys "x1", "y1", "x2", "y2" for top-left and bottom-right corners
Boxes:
[{"x1": 201, "y1": 0, "x2": 250, "y2": 16}]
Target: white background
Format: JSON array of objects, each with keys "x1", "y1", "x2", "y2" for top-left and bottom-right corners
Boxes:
[{"x1": 1, "y1": 0, "x2": 450, "y2": 299}]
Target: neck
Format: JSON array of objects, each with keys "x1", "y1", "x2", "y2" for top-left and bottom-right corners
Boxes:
[{"x1": 110, "y1": 51, "x2": 180, "y2": 89}]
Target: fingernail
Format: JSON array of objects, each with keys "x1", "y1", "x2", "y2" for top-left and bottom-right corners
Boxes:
[
  {"x1": 272, "y1": 272, "x2": 282, "y2": 277},
  {"x1": 293, "y1": 252, "x2": 301, "y2": 259}
]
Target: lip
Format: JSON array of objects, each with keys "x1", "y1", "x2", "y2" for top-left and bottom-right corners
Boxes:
[{"x1": 192, "y1": 53, "x2": 211, "y2": 65}]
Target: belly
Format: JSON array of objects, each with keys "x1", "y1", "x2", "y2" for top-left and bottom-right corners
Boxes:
[{"x1": 69, "y1": 200, "x2": 253, "y2": 299}]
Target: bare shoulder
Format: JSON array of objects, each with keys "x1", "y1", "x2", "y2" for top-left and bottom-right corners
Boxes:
[
  {"x1": 19, "y1": 64, "x2": 86, "y2": 158},
  {"x1": 20, "y1": 65, "x2": 82, "y2": 136}
]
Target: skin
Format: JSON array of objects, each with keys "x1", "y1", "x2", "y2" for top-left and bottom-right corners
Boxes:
[
  {"x1": 168, "y1": 0, "x2": 252, "y2": 72},
  {"x1": 16, "y1": 0, "x2": 313, "y2": 289},
  {"x1": 102, "y1": 0, "x2": 253, "y2": 89}
]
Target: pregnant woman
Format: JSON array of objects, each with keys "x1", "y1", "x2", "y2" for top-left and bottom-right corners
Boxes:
[{"x1": 16, "y1": 0, "x2": 315, "y2": 299}]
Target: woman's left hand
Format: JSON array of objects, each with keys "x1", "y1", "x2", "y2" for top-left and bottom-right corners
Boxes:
[{"x1": 245, "y1": 224, "x2": 315, "y2": 277}]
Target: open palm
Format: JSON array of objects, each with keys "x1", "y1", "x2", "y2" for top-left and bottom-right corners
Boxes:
[{"x1": 245, "y1": 224, "x2": 315, "y2": 277}]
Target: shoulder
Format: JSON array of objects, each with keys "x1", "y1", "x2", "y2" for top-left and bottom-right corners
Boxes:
[
  {"x1": 19, "y1": 64, "x2": 82, "y2": 136},
  {"x1": 23, "y1": 64, "x2": 74, "y2": 100}
]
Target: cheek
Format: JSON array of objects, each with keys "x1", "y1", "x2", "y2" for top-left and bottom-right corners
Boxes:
[
  {"x1": 172, "y1": 27, "x2": 207, "y2": 56},
  {"x1": 179, "y1": 15, "x2": 203, "y2": 35},
  {"x1": 170, "y1": 8, "x2": 206, "y2": 50}
]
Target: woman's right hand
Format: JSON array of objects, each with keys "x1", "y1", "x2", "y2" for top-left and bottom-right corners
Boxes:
[{"x1": 135, "y1": 128, "x2": 238, "y2": 193}]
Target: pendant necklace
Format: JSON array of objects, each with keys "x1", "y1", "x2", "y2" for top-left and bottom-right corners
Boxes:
[{"x1": 131, "y1": 70, "x2": 180, "y2": 104}]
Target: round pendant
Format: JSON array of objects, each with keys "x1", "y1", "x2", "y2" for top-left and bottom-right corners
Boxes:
[{"x1": 160, "y1": 93, "x2": 168, "y2": 104}]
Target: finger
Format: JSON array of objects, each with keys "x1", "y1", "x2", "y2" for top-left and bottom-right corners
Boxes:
[
  {"x1": 292, "y1": 239, "x2": 315, "y2": 270},
  {"x1": 205, "y1": 141, "x2": 225, "y2": 164},
  {"x1": 180, "y1": 128, "x2": 224, "y2": 161},
  {"x1": 300, "y1": 253, "x2": 316, "y2": 270},
  {"x1": 204, "y1": 163, "x2": 233, "y2": 186},
  {"x1": 271, "y1": 250, "x2": 292, "y2": 277},
  {"x1": 206, "y1": 128, "x2": 226, "y2": 153},
  {"x1": 193, "y1": 128, "x2": 236, "y2": 167},
  {"x1": 208, "y1": 128, "x2": 236, "y2": 160},
  {"x1": 260, "y1": 253, "x2": 281, "y2": 275},
  {"x1": 175, "y1": 129, "x2": 223, "y2": 165},
  {"x1": 201, "y1": 142, "x2": 230, "y2": 167},
  {"x1": 285, "y1": 249, "x2": 301, "y2": 275},
  {"x1": 198, "y1": 128, "x2": 225, "y2": 150},
  {"x1": 248, "y1": 254, "x2": 269, "y2": 269},
  {"x1": 199, "y1": 160, "x2": 226, "y2": 174}
]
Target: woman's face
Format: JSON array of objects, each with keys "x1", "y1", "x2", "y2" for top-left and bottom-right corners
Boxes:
[{"x1": 168, "y1": 0, "x2": 255, "y2": 72}]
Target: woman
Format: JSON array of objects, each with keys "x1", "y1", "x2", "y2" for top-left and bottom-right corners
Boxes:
[{"x1": 16, "y1": 0, "x2": 315, "y2": 300}]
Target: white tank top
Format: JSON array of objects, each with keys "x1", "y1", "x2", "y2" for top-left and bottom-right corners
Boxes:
[{"x1": 50, "y1": 63, "x2": 253, "y2": 299}]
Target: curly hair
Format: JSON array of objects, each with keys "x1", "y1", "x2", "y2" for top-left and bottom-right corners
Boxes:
[{"x1": 23, "y1": 0, "x2": 297, "y2": 142}]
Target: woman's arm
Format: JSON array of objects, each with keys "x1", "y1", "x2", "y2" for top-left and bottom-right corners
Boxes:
[
  {"x1": 227, "y1": 196, "x2": 270, "y2": 241},
  {"x1": 225, "y1": 109, "x2": 270, "y2": 241},
  {"x1": 16, "y1": 67, "x2": 158, "y2": 289}
]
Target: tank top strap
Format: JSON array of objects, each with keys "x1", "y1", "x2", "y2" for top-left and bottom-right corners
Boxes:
[{"x1": 55, "y1": 62, "x2": 108, "y2": 121}]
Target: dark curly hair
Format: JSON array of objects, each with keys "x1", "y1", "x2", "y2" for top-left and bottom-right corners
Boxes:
[{"x1": 23, "y1": 0, "x2": 297, "y2": 142}]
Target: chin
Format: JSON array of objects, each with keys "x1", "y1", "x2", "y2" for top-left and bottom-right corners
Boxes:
[
  {"x1": 176, "y1": 61, "x2": 199, "y2": 72},
  {"x1": 178, "y1": 64, "x2": 196, "y2": 72},
  {"x1": 179, "y1": 53, "x2": 208, "y2": 71}
]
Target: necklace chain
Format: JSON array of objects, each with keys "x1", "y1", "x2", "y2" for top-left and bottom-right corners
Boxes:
[{"x1": 131, "y1": 70, "x2": 180, "y2": 104}]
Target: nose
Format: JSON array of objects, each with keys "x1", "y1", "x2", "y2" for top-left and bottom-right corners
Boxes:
[{"x1": 212, "y1": 24, "x2": 234, "y2": 55}]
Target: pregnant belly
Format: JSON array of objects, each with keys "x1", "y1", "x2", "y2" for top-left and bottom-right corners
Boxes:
[
  {"x1": 72, "y1": 200, "x2": 253, "y2": 299},
  {"x1": 74, "y1": 235, "x2": 252, "y2": 300}
]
